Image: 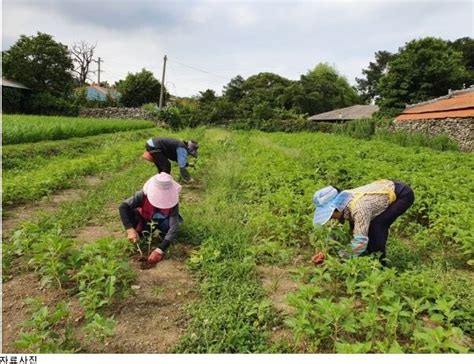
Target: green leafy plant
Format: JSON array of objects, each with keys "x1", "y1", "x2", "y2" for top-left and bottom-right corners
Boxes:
[
  {"x1": 83, "y1": 314, "x2": 116, "y2": 343},
  {"x1": 15, "y1": 298, "x2": 77, "y2": 353}
]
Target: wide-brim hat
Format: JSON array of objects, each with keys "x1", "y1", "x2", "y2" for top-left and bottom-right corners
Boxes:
[
  {"x1": 313, "y1": 186, "x2": 338, "y2": 225},
  {"x1": 143, "y1": 172, "x2": 181, "y2": 209}
]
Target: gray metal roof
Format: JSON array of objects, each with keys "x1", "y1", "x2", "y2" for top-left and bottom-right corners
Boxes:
[
  {"x1": 1, "y1": 78, "x2": 30, "y2": 89},
  {"x1": 308, "y1": 104, "x2": 379, "y2": 121}
]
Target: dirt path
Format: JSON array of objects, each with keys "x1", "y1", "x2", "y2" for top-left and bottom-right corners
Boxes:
[
  {"x1": 90, "y1": 246, "x2": 197, "y2": 353},
  {"x1": 2, "y1": 176, "x2": 102, "y2": 239}
]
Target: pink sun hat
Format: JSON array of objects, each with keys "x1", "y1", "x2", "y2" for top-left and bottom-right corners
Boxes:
[{"x1": 143, "y1": 172, "x2": 182, "y2": 209}]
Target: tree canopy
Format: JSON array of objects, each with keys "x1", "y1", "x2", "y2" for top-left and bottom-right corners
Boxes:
[
  {"x1": 2, "y1": 32, "x2": 74, "y2": 97},
  {"x1": 377, "y1": 37, "x2": 467, "y2": 111},
  {"x1": 448, "y1": 37, "x2": 474, "y2": 87},
  {"x1": 115, "y1": 69, "x2": 166, "y2": 107},
  {"x1": 356, "y1": 51, "x2": 396, "y2": 103},
  {"x1": 223, "y1": 75, "x2": 245, "y2": 102},
  {"x1": 296, "y1": 63, "x2": 360, "y2": 115}
]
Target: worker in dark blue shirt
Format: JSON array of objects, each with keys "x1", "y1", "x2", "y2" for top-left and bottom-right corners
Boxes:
[{"x1": 143, "y1": 137, "x2": 198, "y2": 182}]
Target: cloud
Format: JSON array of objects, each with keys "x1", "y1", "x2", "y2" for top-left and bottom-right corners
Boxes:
[
  {"x1": 13, "y1": 0, "x2": 184, "y2": 32},
  {"x1": 3, "y1": 0, "x2": 472, "y2": 96}
]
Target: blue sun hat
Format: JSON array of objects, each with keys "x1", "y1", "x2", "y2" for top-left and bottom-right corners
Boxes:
[{"x1": 313, "y1": 187, "x2": 351, "y2": 225}]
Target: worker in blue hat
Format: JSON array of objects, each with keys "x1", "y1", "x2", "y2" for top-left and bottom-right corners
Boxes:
[{"x1": 313, "y1": 179, "x2": 414, "y2": 264}]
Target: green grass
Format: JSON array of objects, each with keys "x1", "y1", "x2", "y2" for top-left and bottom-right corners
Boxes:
[
  {"x1": 2, "y1": 114, "x2": 155, "y2": 144},
  {"x1": 176, "y1": 129, "x2": 276, "y2": 353},
  {"x1": 3, "y1": 128, "x2": 155, "y2": 172},
  {"x1": 2, "y1": 129, "x2": 159, "y2": 206}
]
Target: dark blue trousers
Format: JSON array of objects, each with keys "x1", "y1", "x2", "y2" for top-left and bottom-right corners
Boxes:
[{"x1": 367, "y1": 181, "x2": 415, "y2": 263}]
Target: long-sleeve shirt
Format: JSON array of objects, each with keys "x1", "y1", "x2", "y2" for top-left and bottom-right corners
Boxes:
[
  {"x1": 341, "y1": 180, "x2": 395, "y2": 256},
  {"x1": 146, "y1": 137, "x2": 191, "y2": 180},
  {"x1": 119, "y1": 190, "x2": 180, "y2": 243},
  {"x1": 176, "y1": 147, "x2": 189, "y2": 168}
]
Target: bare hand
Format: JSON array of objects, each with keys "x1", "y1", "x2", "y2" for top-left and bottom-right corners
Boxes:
[{"x1": 127, "y1": 228, "x2": 139, "y2": 243}]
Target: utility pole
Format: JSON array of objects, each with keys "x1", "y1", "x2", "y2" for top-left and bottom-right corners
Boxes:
[
  {"x1": 95, "y1": 57, "x2": 103, "y2": 85},
  {"x1": 159, "y1": 55, "x2": 167, "y2": 109}
]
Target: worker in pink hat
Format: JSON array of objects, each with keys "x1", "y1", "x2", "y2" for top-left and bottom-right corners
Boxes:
[{"x1": 119, "y1": 172, "x2": 182, "y2": 264}]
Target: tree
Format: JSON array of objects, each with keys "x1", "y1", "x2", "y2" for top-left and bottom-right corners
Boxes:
[
  {"x1": 198, "y1": 89, "x2": 217, "y2": 104},
  {"x1": 238, "y1": 72, "x2": 292, "y2": 115},
  {"x1": 277, "y1": 81, "x2": 305, "y2": 111},
  {"x1": 297, "y1": 63, "x2": 360, "y2": 115},
  {"x1": 356, "y1": 51, "x2": 396, "y2": 103},
  {"x1": 223, "y1": 75, "x2": 245, "y2": 102},
  {"x1": 448, "y1": 37, "x2": 474, "y2": 87},
  {"x1": 2, "y1": 32, "x2": 74, "y2": 97},
  {"x1": 378, "y1": 37, "x2": 467, "y2": 111},
  {"x1": 115, "y1": 69, "x2": 165, "y2": 107},
  {"x1": 70, "y1": 41, "x2": 97, "y2": 85}
]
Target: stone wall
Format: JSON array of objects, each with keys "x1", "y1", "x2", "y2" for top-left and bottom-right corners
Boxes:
[
  {"x1": 390, "y1": 118, "x2": 473, "y2": 152},
  {"x1": 79, "y1": 107, "x2": 160, "y2": 123}
]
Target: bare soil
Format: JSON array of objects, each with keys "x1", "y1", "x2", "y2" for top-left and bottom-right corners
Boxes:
[
  {"x1": 82, "y1": 244, "x2": 197, "y2": 353},
  {"x1": 257, "y1": 265, "x2": 299, "y2": 316},
  {"x1": 1, "y1": 273, "x2": 84, "y2": 352},
  {"x1": 73, "y1": 225, "x2": 123, "y2": 243},
  {"x1": 2, "y1": 176, "x2": 102, "y2": 239},
  {"x1": 257, "y1": 257, "x2": 311, "y2": 350}
]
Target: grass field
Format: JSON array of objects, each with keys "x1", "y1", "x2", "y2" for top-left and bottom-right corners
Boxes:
[
  {"x1": 2, "y1": 114, "x2": 154, "y2": 144},
  {"x1": 2, "y1": 115, "x2": 473, "y2": 353}
]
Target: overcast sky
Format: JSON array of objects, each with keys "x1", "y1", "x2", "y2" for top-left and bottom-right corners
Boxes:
[{"x1": 2, "y1": 0, "x2": 473, "y2": 96}]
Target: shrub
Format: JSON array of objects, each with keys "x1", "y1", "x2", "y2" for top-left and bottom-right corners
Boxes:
[
  {"x1": 333, "y1": 118, "x2": 376, "y2": 139},
  {"x1": 142, "y1": 102, "x2": 159, "y2": 114},
  {"x1": 376, "y1": 129, "x2": 459, "y2": 151},
  {"x1": 2, "y1": 87, "x2": 25, "y2": 113},
  {"x1": 157, "y1": 105, "x2": 185, "y2": 130},
  {"x1": 26, "y1": 92, "x2": 79, "y2": 116}
]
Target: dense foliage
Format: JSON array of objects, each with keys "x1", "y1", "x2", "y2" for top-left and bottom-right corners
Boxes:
[
  {"x1": 377, "y1": 38, "x2": 468, "y2": 113},
  {"x1": 114, "y1": 69, "x2": 167, "y2": 107},
  {"x1": 2, "y1": 32, "x2": 77, "y2": 115}
]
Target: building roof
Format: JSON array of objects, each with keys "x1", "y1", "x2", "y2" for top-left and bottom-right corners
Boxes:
[
  {"x1": 395, "y1": 88, "x2": 474, "y2": 121},
  {"x1": 88, "y1": 84, "x2": 111, "y2": 95},
  {"x1": 1, "y1": 78, "x2": 30, "y2": 89},
  {"x1": 308, "y1": 104, "x2": 379, "y2": 121}
]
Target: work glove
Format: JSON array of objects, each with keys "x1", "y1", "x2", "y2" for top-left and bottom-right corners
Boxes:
[
  {"x1": 311, "y1": 251, "x2": 325, "y2": 265},
  {"x1": 148, "y1": 248, "x2": 164, "y2": 264}
]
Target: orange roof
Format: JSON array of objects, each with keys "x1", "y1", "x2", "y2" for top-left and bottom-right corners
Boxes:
[{"x1": 395, "y1": 90, "x2": 474, "y2": 121}]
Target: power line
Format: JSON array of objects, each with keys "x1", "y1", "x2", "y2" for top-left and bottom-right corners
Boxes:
[{"x1": 167, "y1": 57, "x2": 229, "y2": 80}]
